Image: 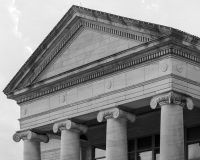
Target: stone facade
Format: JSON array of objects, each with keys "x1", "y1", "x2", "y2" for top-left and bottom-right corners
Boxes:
[{"x1": 4, "y1": 5, "x2": 200, "y2": 160}]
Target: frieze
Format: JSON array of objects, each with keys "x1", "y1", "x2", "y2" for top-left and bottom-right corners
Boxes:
[
  {"x1": 19, "y1": 74, "x2": 172, "y2": 122},
  {"x1": 17, "y1": 47, "x2": 200, "y2": 104},
  {"x1": 19, "y1": 72, "x2": 200, "y2": 123},
  {"x1": 150, "y1": 91, "x2": 194, "y2": 110},
  {"x1": 74, "y1": 6, "x2": 200, "y2": 41}
]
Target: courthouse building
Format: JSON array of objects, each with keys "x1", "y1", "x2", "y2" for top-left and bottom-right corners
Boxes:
[{"x1": 4, "y1": 5, "x2": 200, "y2": 160}]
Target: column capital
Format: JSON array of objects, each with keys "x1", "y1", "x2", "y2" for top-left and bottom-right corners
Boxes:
[
  {"x1": 150, "y1": 91, "x2": 194, "y2": 110},
  {"x1": 97, "y1": 108, "x2": 136, "y2": 123},
  {"x1": 13, "y1": 130, "x2": 49, "y2": 143},
  {"x1": 53, "y1": 120, "x2": 88, "y2": 133}
]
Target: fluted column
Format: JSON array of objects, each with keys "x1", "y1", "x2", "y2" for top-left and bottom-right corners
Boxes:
[
  {"x1": 97, "y1": 108, "x2": 136, "y2": 160},
  {"x1": 150, "y1": 91, "x2": 194, "y2": 160},
  {"x1": 13, "y1": 131, "x2": 49, "y2": 160},
  {"x1": 53, "y1": 120, "x2": 88, "y2": 160}
]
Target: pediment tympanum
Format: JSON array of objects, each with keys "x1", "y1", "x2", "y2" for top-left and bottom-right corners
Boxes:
[{"x1": 38, "y1": 28, "x2": 144, "y2": 81}]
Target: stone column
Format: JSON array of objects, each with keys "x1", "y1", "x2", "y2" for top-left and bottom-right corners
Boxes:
[
  {"x1": 97, "y1": 108, "x2": 136, "y2": 160},
  {"x1": 53, "y1": 120, "x2": 88, "y2": 160},
  {"x1": 85, "y1": 142, "x2": 92, "y2": 160},
  {"x1": 13, "y1": 131, "x2": 49, "y2": 160},
  {"x1": 150, "y1": 91, "x2": 194, "y2": 160}
]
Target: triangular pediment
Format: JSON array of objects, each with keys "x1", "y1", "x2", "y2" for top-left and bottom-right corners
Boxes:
[
  {"x1": 38, "y1": 28, "x2": 144, "y2": 81},
  {"x1": 4, "y1": 5, "x2": 199, "y2": 98}
]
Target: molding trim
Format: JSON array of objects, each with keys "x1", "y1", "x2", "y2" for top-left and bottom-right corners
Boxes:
[
  {"x1": 18, "y1": 74, "x2": 171, "y2": 122},
  {"x1": 17, "y1": 46, "x2": 200, "y2": 104},
  {"x1": 13, "y1": 130, "x2": 49, "y2": 143},
  {"x1": 3, "y1": 7, "x2": 77, "y2": 94},
  {"x1": 150, "y1": 91, "x2": 194, "y2": 110},
  {"x1": 24, "y1": 21, "x2": 84, "y2": 87},
  {"x1": 4, "y1": 5, "x2": 200, "y2": 97},
  {"x1": 17, "y1": 47, "x2": 171, "y2": 104},
  {"x1": 18, "y1": 73, "x2": 200, "y2": 123},
  {"x1": 97, "y1": 108, "x2": 136, "y2": 122}
]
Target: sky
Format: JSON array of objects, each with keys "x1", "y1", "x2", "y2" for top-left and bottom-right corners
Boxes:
[{"x1": 0, "y1": 0, "x2": 200, "y2": 159}]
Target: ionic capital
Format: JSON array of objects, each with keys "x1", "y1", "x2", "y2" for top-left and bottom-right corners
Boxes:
[
  {"x1": 13, "y1": 131, "x2": 49, "y2": 143},
  {"x1": 97, "y1": 108, "x2": 136, "y2": 123},
  {"x1": 150, "y1": 91, "x2": 194, "y2": 110},
  {"x1": 27, "y1": 131, "x2": 49, "y2": 143},
  {"x1": 53, "y1": 120, "x2": 88, "y2": 133}
]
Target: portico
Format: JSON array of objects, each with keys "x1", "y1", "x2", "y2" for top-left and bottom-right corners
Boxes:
[{"x1": 4, "y1": 5, "x2": 200, "y2": 160}]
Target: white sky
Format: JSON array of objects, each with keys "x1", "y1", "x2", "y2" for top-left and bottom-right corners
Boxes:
[{"x1": 0, "y1": 0, "x2": 200, "y2": 159}]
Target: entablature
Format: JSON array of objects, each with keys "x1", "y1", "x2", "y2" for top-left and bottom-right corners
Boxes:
[{"x1": 12, "y1": 38, "x2": 200, "y2": 105}]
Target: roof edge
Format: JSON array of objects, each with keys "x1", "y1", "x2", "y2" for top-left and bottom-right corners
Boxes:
[{"x1": 3, "y1": 5, "x2": 78, "y2": 95}]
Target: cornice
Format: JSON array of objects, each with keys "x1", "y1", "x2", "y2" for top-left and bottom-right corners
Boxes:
[
  {"x1": 18, "y1": 71, "x2": 200, "y2": 123},
  {"x1": 24, "y1": 21, "x2": 84, "y2": 87},
  {"x1": 3, "y1": 7, "x2": 77, "y2": 94},
  {"x1": 18, "y1": 74, "x2": 173, "y2": 122},
  {"x1": 14, "y1": 44, "x2": 200, "y2": 104},
  {"x1": 4, "y1": 16, "x2": 153, "y2": 96},
  {"x1": 4, "y1": 5, "x2": 200, "y2": 96},
  {"x1": 16, "y1": 47, "x2": 170, "y2": 104},
  {"x1": 6, "y1": 19, "x2": 153, "y2": 98}
]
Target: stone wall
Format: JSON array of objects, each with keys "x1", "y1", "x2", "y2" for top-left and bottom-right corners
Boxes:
[{"x1": 40, "y1": 28, "x2": 142, "y2": 80}]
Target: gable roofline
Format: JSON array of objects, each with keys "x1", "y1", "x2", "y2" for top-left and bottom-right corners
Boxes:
[
  {"x1": 3, "y1": 5, "x2": 77, "y2": 95},
  {"x1": 3, "y1": 5, "x2": 200, "y2": 95}
]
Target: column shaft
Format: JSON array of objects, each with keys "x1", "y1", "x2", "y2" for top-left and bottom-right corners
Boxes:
[
  {"x1": 85, "y1": 144, "x2": 92, "y2": 160},
  {"x1": 23, "y1": 139, "x2": 41, "y2": 160},
  {"x1": 106, "y1": 118, "x2": 128, "y2": 160},
  {"x1": 81, "y1": 142, "x2": 92, "y2": 160},
  {"x1": 160, "y1": 104, "x2": 184, "y2": 160},
  {"x1": 60, "y1": 129, "x2": 80, "y2": 160}
]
